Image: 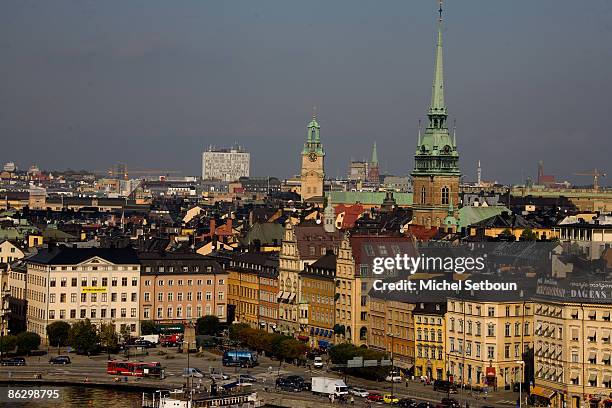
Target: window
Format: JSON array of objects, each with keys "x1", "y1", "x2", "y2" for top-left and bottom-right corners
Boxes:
[
  {"x1": 61, "y1": 277, "x2": 67, "y2": 287},
  {"x1": 50, "y1": 278, "x2": 56, "y2": 287},
  {"x1": 81, "y1": 278, "x2": 88, "y2": 287},
  {"x1": 81, "y1": 293, "x2": 86, "y2": 302},
  {"x1": 505, "y1": 323, "x2": 511, "y2": 337},
  {"x1": 157, "y1": 307, "x2": 163, "y2": 319},
  {"x1": 441, "y1": 186, "x2": 449, "y2": 205},
  {"x1": 80, "y1": 309, "x2": 86, "y2": 318},
  {"x1": 49, "y1": 294, "x2": 56, "y2": 303},
  {"x1": 71, "y1": 277, "x2": 77, "y2": 287},
  {"x1": 157, "y1": 292, "x2": 163, "y2": 301},
  {"x1": 121, "y1": 277, "x2": 127, "y2": 286},
  {"x1": 131, "y1": 277, "x2": 138, "y2": 287},
  {"x1": 111, "y1": 277, "x2": 117, "y2": 287},
  {"x1": 121, "y1": 293, "x2": 127, "y2": 302},
  {"x1": 91, "y1": 278, "x2": 97, "y2": 287},
  {"x1": 131, "y1": 293, "x2": 136, "y2": 302},
  {"x1": 70, "y1": 293, "x2": 77, "y2": 303},
  {"x1": 102, "y1": 277, "x2": 108, "y2": 287},
  {"x1": 504, "y1": 344, "x2": 510, "y2": 358},
  {"x1": 143, "y1": 308, "x2": 150, "y2": 319},
  {"x1": 167, "y1": 307, "x2": 173, "y2": 318},
  {"x1": 487, "y1": 345, "x2": 495, "y2": 359},
  {"x1": 131, "y1": 308, "x2": 137, "y2": 318},
  {"x1": 487, "y1": 323, "x2": 495, "y2": 337},
  {"x1": 120, "y1": 308, "x2": 126, "y2": 318},
  {"x1": 488, "y1": 307, "x2": 495, "y2": 317},
  {"x1": 91, "y1": 293, "x2": 97, "y2": 302},
  {"x1": 70, "y1": 309, "x2": 76, "y2": 319},
  {"x1": 90, "y1": 309, "x2": 96, "y2": 319},
  {"x1": 111, "y1": 293, "x2": 117, "y2": 302},
  {"x1": 144, "y1": 293, "x2": 150, "y2": 302},
  {"x1": 49, "y1": 310, "x2": 55, "y2": 319},
  {"x1": 421, "y1": 186, "x2": 426, "y2": 204}
]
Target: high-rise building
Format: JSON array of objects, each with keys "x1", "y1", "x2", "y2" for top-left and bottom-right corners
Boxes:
[
  {"x1": 300, "y1": 113, "x2": 325, "y2": 201},
  {"x1": 411, "y1": 2, "x2": 460, "y2": 231},
  {"x1": 202, "y1": 145, "x2": 250, "y2": 181}
]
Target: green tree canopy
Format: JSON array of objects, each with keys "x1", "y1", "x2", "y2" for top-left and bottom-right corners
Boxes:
[
  {"x1": 520, "y1": 228, "x2": 538, "y2": 241},
  {"x1": 99, "y1": 323, "x2": 118, "y2": 354},
  {"x1": 0, "y1": 335, "x2": 17, "y2": 354},
  {"x1": 196, "y1": 315, "x2": 220, "y2": 336},
  {"x1": 47, "y1": 321, "x2": 71, "y2": 347},
  {"x1": 68, "y1": 319, "x2": 99, "y2": 354},
  {"x1": 140, "y1": 320, "x2": 156, "y2": 335},
  {"x1": 16, "y1": 332, "x2": 41, "y2": 355}
]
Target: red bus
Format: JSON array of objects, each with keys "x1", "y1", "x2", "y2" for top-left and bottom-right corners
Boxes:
[{"x1": 107, "y1": 361, "x2": 165, "y2": 379}]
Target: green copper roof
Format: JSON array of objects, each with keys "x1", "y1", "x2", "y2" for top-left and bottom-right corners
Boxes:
[
  {"x1": 371, "y1": 142, "x2": 378, "y2": 164},
  {"x1": 412, "y1": 1, "x2": 460, "y2": 177},
  {"x1": 303, "y1": 113, "x2": 324, "y2": 155},
  {"x1": 457, "y1": 206, "x2": 511, "y2": 229},
  {"x1": 430, "y1": 6, "x2": 446, "y2": 115},
  {"x1": 326, "y1": 191, "x2": 413, "y2": 206}
]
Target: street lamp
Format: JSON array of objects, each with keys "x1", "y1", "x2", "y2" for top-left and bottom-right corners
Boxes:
[
  {"x1": 387, "y1": 332, "x2": 400, "y2": 398},
  {"x1": 515, "y1": 360, "x2": 525, "y2": 408}
]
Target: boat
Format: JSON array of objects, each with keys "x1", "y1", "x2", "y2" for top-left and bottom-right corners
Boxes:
[{"x1": 142, "y1": 388, "x2": 261, "y2": 408}]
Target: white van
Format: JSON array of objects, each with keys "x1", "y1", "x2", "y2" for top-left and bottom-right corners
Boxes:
[
  {"x1": 182, "y1": 367, "x2": 205, "y2": 378},
  {"x1": 313, "y1": 356, "x2": 324, "y2": 368}
]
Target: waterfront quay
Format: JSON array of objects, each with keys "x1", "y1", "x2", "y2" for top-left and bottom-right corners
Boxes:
[{"x1": 0, "y1": 349, "x2": 523, "y2": 407}]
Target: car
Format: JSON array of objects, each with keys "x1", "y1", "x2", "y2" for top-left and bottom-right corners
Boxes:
[
  {"x1": 433, "y1": 380, "x2": 457, "y2": 394},
  {"x1": 133, "y1": 339, "x2": 156, "y2": 348},
  {"x1": 275, "y1": 378, "x2": 301, "y2": 392},
  {"x1": 49, "y1": 355, "x2": 71, "y2": 365},
  {"x1": 441, "y1": 398, "x2": 460, "y2": 408},
  {"x1": 183, "y1": 367, "x2": 205, "y2": 378},
  {"x1": 398, "y1": 398, "x2": 417, "y2": 408},
  {"x1": 313, "y1": 356, "x2": 324, "y2": 368},
  {"x1": 1, "y1": 357, "x2": 26, "y2": 366},
  {"x1": 367, "y1": 393, "x2": 384, "y2": 402},
  {"x1": 416, "y1": 402, "x2": 436, "y2": 408},
  {"x1": 210, "y1": 372, "x2": 230, "y2": 381},
  {"x1": 349, "y1": 387, "x2": 369, "y2": 398},
  {"x1": 239, "y1": 374, "x2": 257, "y2": 383},
  {"x1": 384, "y1": 394, "x2": 400, "y2": 404},
  {"x1": 285, "y1": 375, "x2": 305, "y2": 384}
]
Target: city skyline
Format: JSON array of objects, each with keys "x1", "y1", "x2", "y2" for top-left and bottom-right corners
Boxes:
[{"x1": 1, "y1": 0, "x2": 611, "y2": 185}]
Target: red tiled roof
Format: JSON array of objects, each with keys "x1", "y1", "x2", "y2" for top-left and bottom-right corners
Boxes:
[{"x1": 334, "y1": 204, "x2": 365, "y2": 229}]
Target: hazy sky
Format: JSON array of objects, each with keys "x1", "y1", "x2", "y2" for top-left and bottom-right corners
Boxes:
[{"x1": 1, "y1": 0, "x2": 611, "y2": 185}]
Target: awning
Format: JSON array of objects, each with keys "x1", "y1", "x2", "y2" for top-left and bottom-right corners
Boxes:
[
  {"x1": 310, "y1": 327, "x2": 314, "y2": 335},
  {"x1": 604, "y1": 311, "x2": 611, "y2": 319},
  {"x1": 589, "y1": 373, "x2": 597, "y2": 381},
  {"x1": 588, "y1": 310, "x2": 596, "y2": 318},
  {"x1": 315, "y1": 328, "x2": 320, "y2": 335},
  {"x1": 603, "y1": 374, "x2": 611, "y2": 383},
  {"x1": 571, "y1": 373, "x2": 579, "y2": 381},
  {"x1": 589, "y1": 351, "x2": 597, "y2": 360},
  {"x1": 531, "y1": 386, "x2": 554, "y2": 399},
  {"x1": 603, "y1": 331, "x2": 611, "y2": 341},
  {"x1": 588, "y1": 329, "x2": 597, "y2": 337},
  {"x1": 323, "y1": 330, "x2": 329, "y2": 337},
  {"x1": 297, "y1": 335, "x2": 309, "y2": 341},
  {"x1": 283, "y1": 292, "x2": 291, "y2": 300},
  {"x1": 277, "y1": 291, "x2": 285, "y2": 301},
  {"x1": 288, "y1": 293, "x2": 296, "y2": 302},
  {"x1": 604, "y1": 353, "x2": 611, "y2": 362},
  {"x1": 318, "y1": 340, "x2": 330, "y2": 347}
]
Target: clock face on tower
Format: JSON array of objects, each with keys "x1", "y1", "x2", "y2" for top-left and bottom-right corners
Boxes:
[{"x1": 308, "y1": 152, "x2": 317, "y2": 162}]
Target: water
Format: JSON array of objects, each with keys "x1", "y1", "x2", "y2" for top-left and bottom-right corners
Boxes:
[{"x1": 3, "y1": 386, "x2": 143, "y2": 408}]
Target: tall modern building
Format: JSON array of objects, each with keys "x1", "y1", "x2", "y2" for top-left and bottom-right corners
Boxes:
[
  {"x1": 202, "y1": 145, "x2": 250, "y2": 181},
  {"x1": 300, "y1": 113, "x2": 325, "y2": 201},
  {"x1": 411, "y1": 1, "x2": 460, "y2": 231}
]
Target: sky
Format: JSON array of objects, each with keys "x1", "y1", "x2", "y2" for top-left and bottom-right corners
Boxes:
[{"x1": 1, "y1": 0, "x2": 611, "y2": 185}]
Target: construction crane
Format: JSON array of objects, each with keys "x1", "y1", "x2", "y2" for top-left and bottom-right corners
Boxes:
[{"x1": 574, "y1": 169, "x2": 607, "y2": 191}]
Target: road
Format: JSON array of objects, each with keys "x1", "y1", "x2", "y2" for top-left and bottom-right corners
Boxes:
[{"x1": 1, "y1": 348, "x2": 523, "y2": 408}]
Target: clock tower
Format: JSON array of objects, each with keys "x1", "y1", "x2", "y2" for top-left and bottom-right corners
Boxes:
[
  {"x1": 300, "y1": 112, "x2": 325, "y2": 201},
  {"x1": 411, "y1": 1, "x2": 460, "y2": 231}
]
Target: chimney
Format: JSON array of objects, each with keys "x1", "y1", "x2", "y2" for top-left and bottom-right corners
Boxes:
[{"x1": 209, "y1": 218, "x2": 216, "y2": 238}]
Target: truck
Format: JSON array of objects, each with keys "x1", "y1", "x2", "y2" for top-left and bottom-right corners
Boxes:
[
  {"x1": 311, "y1": 377, "x2": 349, "y2": 397},
  {"x1": 138, "y1": 334, "x2": 160, "y2": 344}
]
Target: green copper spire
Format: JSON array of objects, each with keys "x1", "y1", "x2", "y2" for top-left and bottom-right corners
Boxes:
[
  {"x1": 303, "y1": 109, "x2": 324, "y2": 155},
  {"x1": 430, "y1": 0, "x2": 446, "y2": 115},
  {"x1": 412, "y1": 0, "x2": 459, "y2": 177},
  {"x1": 371, "y1": 142, "x2": 378, "y2": 164}
]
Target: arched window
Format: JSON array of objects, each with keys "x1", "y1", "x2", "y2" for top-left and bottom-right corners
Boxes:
[
  {"x1": 421, "y1": 186, "x2": 426, "y2": 204},
  {"x1": 441, "y1": 186, "x2": 449, "y2": 205}
]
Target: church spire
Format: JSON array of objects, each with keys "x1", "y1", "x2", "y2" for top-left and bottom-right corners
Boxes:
[
  {"x1": 371, "y1": 142, "x2": 378, "y2": 164},
  {"x1": 429, "y1": 0, "x2": 446, "y2": 117}
]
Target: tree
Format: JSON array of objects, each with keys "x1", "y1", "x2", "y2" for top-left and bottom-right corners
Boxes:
[
  {"x1": 47, "y1": 321, "x2": 70, "y2": 349},
  {"x1": 520, "y1": 228, "x2": 538, "y2": 241},
  {"x1": 119, "y1": 325, "x2": 131, "y2": 344},
  {"x1": 140, "y1": 320, "x2": 156, "y2": 335},
  {"x1": 99, "y1": 323, "x2": 119, "y2": 356},
  {"x1": 229, "y1": 323, "x2": 250, "y2": 341},
  {"x1": 16, "y1": 332, "x2": 41, "y2": 355},
  {"x1": 68, "y1": 319, "x2": 99, "y2": 354},
  {"x1": 196, "y1": 315, "x2": 220, "y2": 336},
  {"x1": 0, "y1": 335, "x2": 17, "y2": 354}
]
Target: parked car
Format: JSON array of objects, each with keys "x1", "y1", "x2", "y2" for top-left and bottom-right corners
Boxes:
[
  {"x1": 384, "y1": 394, "x2": 400, "y2": 404},
  {"x1": 276, "y1": 377, "x2": 301, "y2": 392},
  {"x1": 1, "y1": 357, "x2": 26, "y2": 366},
  {"x1": 416, "y1": 402, "x2": 436, "y2": 408},
  {"x1": 398, "y1": 398, "x2": 417, "y2": 408},
  {"x1": 313, "y1": 356, "x2": 324, "y2": 368},
  {"x1": 238, "y1": 374, "x2": 257, "y2": 383},
  {"x1": 433, "y1": 380, "x2": 457, "y2": 394},
  {"x1": 386, "y1": 370, "x2": 402, "y2": 382},
  {"x1": 367, "y1": 393, "x2": 384, "y2": 402},
  {"x1": 133, "y1": 339, "x2": 156, "y2": 348},
  {"x1": 441, "y1": 397, "x2": 460, "y2": 408},
  {"x1": 349, "y1": 387, "x2": 369, "y2": 398},
  {"x1": 49, "y1": 355, "x2": 71, "y2": 365},
  {"x1": 210, "y1": 372, "x2": 230, "y2": 381},
  {"x1": 183, "y1": 367, "x2": 205, "y2": 378}
]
